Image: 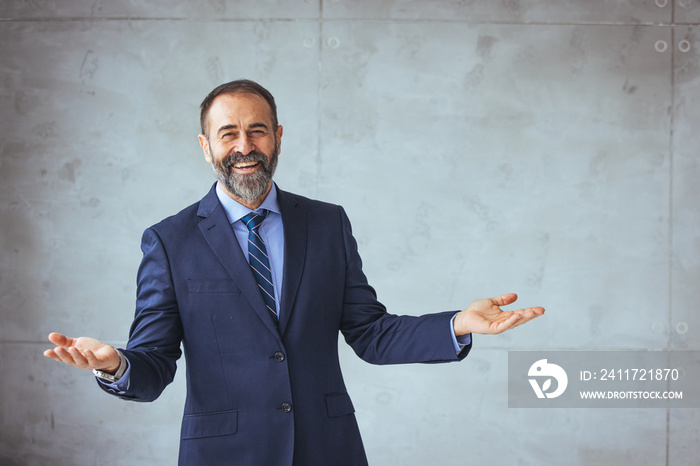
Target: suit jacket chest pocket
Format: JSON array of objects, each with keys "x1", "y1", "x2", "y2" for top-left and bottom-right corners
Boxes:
[
  {"x1": 186, "y1": 278, "x2": 265, "y2": 354},
  {"x1": 187, "y1": 279, "x2": 241, "y2": 294},
  {"x1": 185, "y1": 278, "x2": 244, "y2": 320}
]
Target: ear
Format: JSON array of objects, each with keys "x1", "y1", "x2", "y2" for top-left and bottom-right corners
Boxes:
[
  {"x1": 275, "y1": 125, "x2": 283, "y2": 155},
  {"x1": 198, "y1": 134, "x2": 212, "y2": 163}
]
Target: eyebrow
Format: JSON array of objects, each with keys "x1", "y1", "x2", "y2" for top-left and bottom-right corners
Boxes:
[{"x1": 216, "y1": 122, "x2": 270, "y2": 135}]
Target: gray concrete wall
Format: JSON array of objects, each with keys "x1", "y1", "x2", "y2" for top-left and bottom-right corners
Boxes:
[{"x1": 1, "y1": 0, "x2": 698, "y2": 464}]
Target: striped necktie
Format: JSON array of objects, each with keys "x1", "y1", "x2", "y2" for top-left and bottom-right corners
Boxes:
[{"x1": 241, "y1": 210, "x2": 278, "y2": 324}]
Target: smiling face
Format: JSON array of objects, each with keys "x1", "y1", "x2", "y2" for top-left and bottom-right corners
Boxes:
[{"x1": 198, "y1": 92, "x2": 283, "y2": 209}]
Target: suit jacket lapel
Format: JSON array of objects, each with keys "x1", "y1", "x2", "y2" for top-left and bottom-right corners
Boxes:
[
  {"x1": 197, "y1": 185, "x2": 280, "y2": 338},
  {"x1": 277, "y1": 189, "x2": 307, "y2": 336}
]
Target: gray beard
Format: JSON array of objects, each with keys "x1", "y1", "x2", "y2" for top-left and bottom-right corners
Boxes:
[{"x1": 210, "y1": 148, "x2": 278, "y2": 202}]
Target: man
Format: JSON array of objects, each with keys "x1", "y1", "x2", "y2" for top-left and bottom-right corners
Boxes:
[{"x1": 44, "y1": 80, "x2": 544, "y2": 465}]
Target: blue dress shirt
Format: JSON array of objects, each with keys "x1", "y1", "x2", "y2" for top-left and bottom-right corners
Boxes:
[{"x1": 215, "y1": 182, "x2": 284, "y2": 315}]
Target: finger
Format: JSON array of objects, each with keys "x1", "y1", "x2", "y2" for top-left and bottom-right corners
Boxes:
[
  {"x1": 493, "y1": 312, "x2": 523, "y2": 334},
  {"x1": 48, "y1": 332, "x2": 74, "y2": 348},
  {"x1": 507, "y1": 308, "x2": 544, "y2": 329},
  {"x1": 43, "y1": 349, "x2": 62, "y2": 362},
  {"x1": 490, "y1": 293, "x2": 518, "y2": 307},
  {"x1": 514, "y1": 306, "x2": 544, "y2": 314},
  {"x1": 53, "y1": 347, "x2": 78, "y2": 366},
  {"x1": 85, "y1": 349, "x2": 106, "y2": 369},
  {"x1": 516, "y1": 307, "x2": 545, "y2": 318},
  {"x1": 67, "y1": 346, "x2": 90, "y2": 368},
  {"x1": 85, "y1": 349, "x2": 98, "y2": 366}
]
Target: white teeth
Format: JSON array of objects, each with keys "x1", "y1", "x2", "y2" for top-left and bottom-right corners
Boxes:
[{"x1": 234, "y1": 161, "x2": 258, "y2": 168}]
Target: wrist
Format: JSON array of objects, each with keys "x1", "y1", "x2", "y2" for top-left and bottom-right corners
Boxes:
[
  {"x1": 453, "y1": 311, "x2": 468, "y2": 336},
  {"x1": 99, "y1": 363, "x2": 119, "y2": 374},
  {"x1": 93, "y1": 350, "x2": 127, "y2": 382}
]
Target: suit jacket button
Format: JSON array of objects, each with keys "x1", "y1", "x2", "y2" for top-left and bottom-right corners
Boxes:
[
  {"x1": 281, "y1": 402, "x2": 292, "y2": 413},
  {"x1": 274, "y1": 351, "x2": 285, "y2": 362}
]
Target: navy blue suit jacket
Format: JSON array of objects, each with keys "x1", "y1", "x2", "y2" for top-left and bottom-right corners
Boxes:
[{"x1": 102, "y1": 184, "x2": 470, "y2": 465}]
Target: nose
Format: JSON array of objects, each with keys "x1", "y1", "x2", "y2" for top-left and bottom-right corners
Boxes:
[{"x1": 236, "y1": 133, "x2": 254, "y2": 155}]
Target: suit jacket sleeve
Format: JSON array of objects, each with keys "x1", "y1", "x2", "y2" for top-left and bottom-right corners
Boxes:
[
  {"x1": 337, "y1": 206, "x2": 471, "y2": 364},
  {"x1": 99, "y1": 227, "x2": 183, "y2": 401}
]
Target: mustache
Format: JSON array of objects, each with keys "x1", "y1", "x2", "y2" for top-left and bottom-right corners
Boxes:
[{"x1": 221, "y1": 151, "x2": 269, "y2": 170}]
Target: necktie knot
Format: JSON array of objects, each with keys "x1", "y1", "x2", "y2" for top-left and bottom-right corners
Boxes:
[{"x1": 242, "y1": 210, "x2": 269, "y2": 232}]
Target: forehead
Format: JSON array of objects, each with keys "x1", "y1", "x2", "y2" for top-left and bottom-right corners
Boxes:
[{"x1": 207, "y1": 92, "x2": 274, "y2": 129}]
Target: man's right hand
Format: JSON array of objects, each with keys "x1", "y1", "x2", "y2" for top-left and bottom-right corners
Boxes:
[{"x1": 43, "y1": 332, "x2": 120, "y2": 373}]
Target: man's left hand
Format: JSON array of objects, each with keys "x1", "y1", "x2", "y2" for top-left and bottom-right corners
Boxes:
[{"x1": 453, "y1": 293, "x2": 544, "y2": 336}]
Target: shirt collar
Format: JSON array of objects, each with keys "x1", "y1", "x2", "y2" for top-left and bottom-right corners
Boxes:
[{"x1": 215, "y1": 182, "x2": 281, "y2": 224}]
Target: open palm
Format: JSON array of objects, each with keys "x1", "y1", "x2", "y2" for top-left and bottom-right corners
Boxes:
[
  {"x1": 43, "y1": 332, "x2": 120, "y2": 372},
  {"x1": 453, "y1": 293, "x2": 544, "y2": 336}
]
